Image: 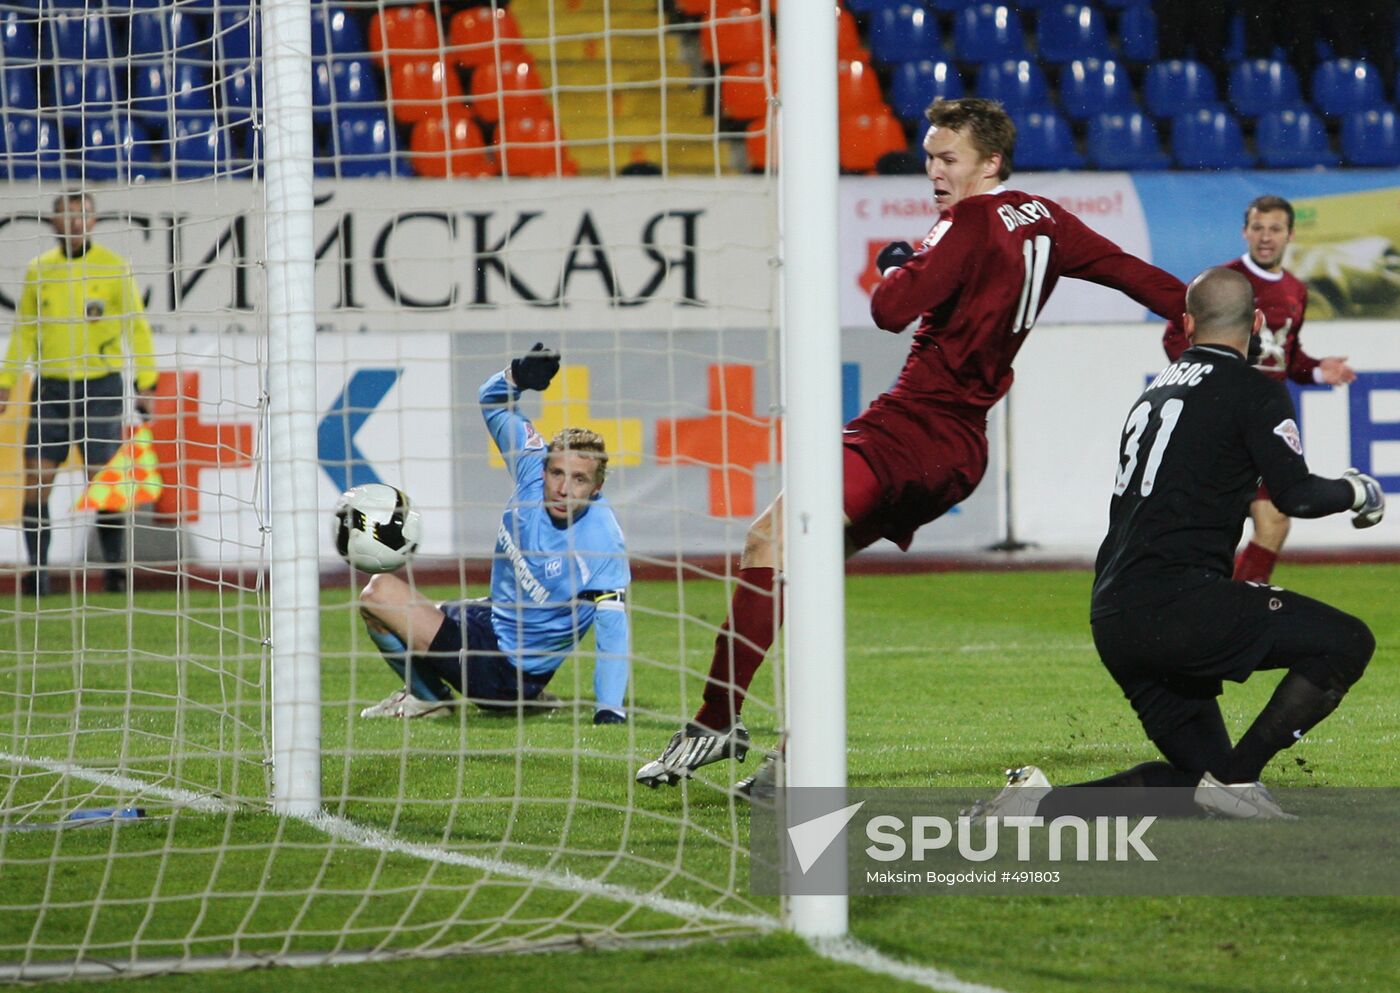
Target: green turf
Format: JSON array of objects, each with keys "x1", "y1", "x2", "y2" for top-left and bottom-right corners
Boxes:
[{"x1": 2, "y1": 563, "x2": 1397, "y2": 992}]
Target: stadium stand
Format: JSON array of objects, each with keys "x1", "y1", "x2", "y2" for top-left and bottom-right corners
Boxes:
[{"x1": 1341, "y1": 107, "x2": 1400, "y2": 165}]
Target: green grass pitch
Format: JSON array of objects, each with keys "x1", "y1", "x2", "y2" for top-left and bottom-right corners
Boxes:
[{"x1": 3, "y1": 562, "x2": 1397, "y2": 993}]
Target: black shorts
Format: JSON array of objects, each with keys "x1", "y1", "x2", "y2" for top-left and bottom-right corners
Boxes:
[
  {"x1": 421, "y1": 600, "x2": 552, "y2": 704},
  {"x1": 25, "y1": 374, "x2": 125, "y2": 468},
  {"x1": 1092, "y1": 579, "x2": 1362, "y2": 739}
]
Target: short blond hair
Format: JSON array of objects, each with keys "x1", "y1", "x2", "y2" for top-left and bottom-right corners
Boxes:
[{"x1": 548, "y1": 428, "x2": 609, "y2": 485}]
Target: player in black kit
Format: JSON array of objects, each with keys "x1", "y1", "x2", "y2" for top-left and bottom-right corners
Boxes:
[{"x1": 973, "y1": 268, "x2": 1385, "y2": 820}]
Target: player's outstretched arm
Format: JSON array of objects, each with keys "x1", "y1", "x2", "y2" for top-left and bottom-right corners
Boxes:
[
  {"x1": 479, "y1": 342, "x2": 559, "y2": 478},
  {"x1": 584, "y1": 589, "x2": 629, "y2": 724},
  {"x1": 510, "y1": 342, "x2": 560, "y2": 391}
]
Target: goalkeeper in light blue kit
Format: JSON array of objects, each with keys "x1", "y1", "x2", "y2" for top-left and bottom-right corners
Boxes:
[{"x1": 357, "y1": 343, "x2": 631, "y2": 725}]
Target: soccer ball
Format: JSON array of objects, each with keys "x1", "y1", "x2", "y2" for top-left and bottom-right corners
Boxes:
[{"x1": 332, "y1": 483, "x2": 422, "y2": 573}]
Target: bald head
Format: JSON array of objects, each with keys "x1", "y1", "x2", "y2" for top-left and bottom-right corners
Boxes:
[{"x1": 1185, "y1": 267, "x2": 1258, "y2": 351}]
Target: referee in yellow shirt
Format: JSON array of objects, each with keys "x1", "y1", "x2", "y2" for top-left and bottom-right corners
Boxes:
[{"x1": 0, "y1": 191, "x2": 158, "y2": 597}]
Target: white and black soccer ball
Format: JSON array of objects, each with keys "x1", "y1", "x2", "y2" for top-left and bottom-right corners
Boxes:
[{"x1": 332, "y1": 483, "x2": 422, "y2": 574}]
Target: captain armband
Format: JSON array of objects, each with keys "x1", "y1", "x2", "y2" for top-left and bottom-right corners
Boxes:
[{"x1": 580, "y1": 589, "x2": 627, "y2": 611}]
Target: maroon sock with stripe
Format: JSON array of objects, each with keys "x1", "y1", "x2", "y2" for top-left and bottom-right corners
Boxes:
[{"x1": 693, "y1": 567, "x2": 780, "y2": 731}]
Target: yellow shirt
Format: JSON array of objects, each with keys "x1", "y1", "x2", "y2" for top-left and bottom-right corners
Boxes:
[{"x1": 1, "y1": 242, "x2": 158, "y2": 392}]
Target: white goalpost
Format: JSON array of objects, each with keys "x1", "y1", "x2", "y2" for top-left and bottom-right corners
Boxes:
[{"x1": 0, "y1": 0, "x2": 847, "y2": 979}]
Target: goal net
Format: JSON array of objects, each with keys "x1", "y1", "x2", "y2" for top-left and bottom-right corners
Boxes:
[{"x1": 1, "y1": 0, "x2": 787, "y2": 978}]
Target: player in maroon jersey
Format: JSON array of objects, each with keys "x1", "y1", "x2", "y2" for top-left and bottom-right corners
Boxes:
[
  {"x1": 636, "y1": 97, "x2": 1187, "y2": 792},
  {"x1": 1163, "y1": 195, "x2": 1356, "y2": 585}
]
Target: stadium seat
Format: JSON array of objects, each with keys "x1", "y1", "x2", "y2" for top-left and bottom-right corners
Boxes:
[
  {"x1": 469, "y1": 58, "x2": 547, "y2": 125},
  {"x1": 929, "y1": 0, "x2": 981, "y2": 11},
  {"x1": 409, "y1": 106, "x2": 496, "y2": 177},
  {"x1": 837, "y1": 59, "x2": 884, "y2": 116},
  {"x1": 1311, "y1": 58, "x2": 1387, "y2": 117},
  {"x1": 222, "y1": 62, "x2": 260, "y2": 125},
  {"x1": 332, "y1": 107, "x2": 408, "y2": 177},
  {"x1": 0, "y1": 64, "x2": 40, "y2": 112},
  {"x1": 170, "y1": 114, "x2": 231, "y2": 178},
  {"x1": 313, "y1": 59, "x2": 381, "y2": 125},
  {"x1": 1341, "y1": 108, "x2": 1400, "y2": 166},
  {"x1": 977, "y1": 58, "x2": 1049, "y2": 113},
  {"x1": 1036, "y1": 3, "x2": 1111, "y2": 64},
  {"x1": 839, "y1": 109, "x2": 908, "y2": 172},
  {"x1": 169, "y1": 61, "x2": 216, "y2": 116},
  {"x1": 1118, "y1": 4, "x2": 1157, "y2": 62},
  {"x1": 54, "y1": 64, "x2": 119, "y2": 128},
  {"x1": 744, "y1": 117, "x2": 773, "y2": 170},
  {"x1": 1, "y1": 113, "x2": 65, "y2": 180},
  {"x1": 1088, "y1": 110, "x2": 1170, "y2": 169},
  {"x1": 312, "y1": 5, "x2": 368, "y2": 60},
  {"x1": 387, "y1": 58, "x2": 465, "y2": 125},
  {"x1": 836, "y1": 7, "x2": 867, "y2": 61},
  {"x1": 46, "y1": 7, "x2": 111, "y2": 61},
  {"x1": 1255, "y1": 107, "x2": 1336, "y2": 167},
  {"x1": 80, "y1": 116, "x2": 163, "y2": 181},
  {"x1": 1228, "y1": 59, "x2": 1302, "y2": 118},
  {"x1": 1172, "y1": 108, "x2": 1253, "y2": 168},
  {"x1": 870, "y1": 4, "x2": 940, "y2": 67},
  {"x1": 447, "y1": 5, "x2": 526, "y2": 69},
  {"x1": 129, "y1": 62, "x2": 171, "y2": 120},
  {"x1": 499, "y1": 114, "x2": 574, "y2": 177},
  {"x1": 128, "y1": 9, "x2": 206, "y2": 63},
  {"x1": 0, "y1": 10, "x2": 38, "y2": 63},
  {"x1": 1059, "y1": 58, "x2": 1135, "y2": 120},
  {"x1": 720, "y1": 59, "x2": 775, "y2": 122},
  {"x1": 1012, "y1": 109, "x2": 1085, "y2": 169},
  {"x1": 368, "y1": 4, "x2": 443, "y2": 69},
  {"x1": 953, "y1": 4, "x2": 1027, "y2": 64},
  {"x1": 215, "y1": 8, "x2": 259, "y2": 65},
  {"x1": 890, "y1": 60, "x2": 963, "y2": 124},
  {"x1": 699, "y1": 6, "x2": 768, "y2": 67},
  {"x1": 1144, "y1": 60, "x2": 1219, "y2": 119}
]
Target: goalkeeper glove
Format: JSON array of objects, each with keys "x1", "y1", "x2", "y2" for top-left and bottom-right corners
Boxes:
[
  {"x1": 1343, "y1": 468, "x2": 1385, "y2": 529},
  {"x1": 511, "y1": 342, "x2": 560, "y2": 391},
  {"x1": 876, "y1": 241, "x2": 915, "y2": 274}
]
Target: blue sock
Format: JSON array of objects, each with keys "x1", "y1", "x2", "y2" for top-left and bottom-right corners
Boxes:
[{"x1": 368, "y1": 629, "x2": 450, "y2": 702}]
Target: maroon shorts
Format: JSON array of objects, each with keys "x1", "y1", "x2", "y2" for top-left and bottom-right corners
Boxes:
[{"x1": 841, "y1": 395, "x2": 989, "y2": 552}]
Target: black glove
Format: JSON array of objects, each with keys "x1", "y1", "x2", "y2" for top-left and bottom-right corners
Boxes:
[
  {"x1": 876, "y1": 241, "x2": 915, "y2": 273},
  {"x1": 1343, "y1": 468, "x2": 1385, "y2": 529},
  {"x1": 511, "y1": 342, "x2": 560, "y2": 391},
  {"x1": 593, "y1": 709, "x2": 627, "y2": 726}
]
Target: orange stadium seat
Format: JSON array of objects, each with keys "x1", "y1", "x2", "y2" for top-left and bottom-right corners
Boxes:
[
  {"x1": 410, "y1": 106, "x2": 497, "y2": 177},
  {"x1": 677, "y1": 0, "x2": 752, "y2": 18},
  {"x1": 368, "y1": 4, "x2": 442, "y2": 69},
  {"x1": 837, "y1": 59, "x2": 883, "y2": 116},
  {"x1": 699, "y1": 6, "x2": 769, "y2": 66},
  {"x1": 500, "y1": 114, "x2": 574, "y2": 177},
  {"x1": 745, "y1": 118, "x2": 771, "y2": 170},
  {"x1": 447, "y1": 6, "x2": 527, "y2": 70},
  {"x1": 840, "y1": 109, "x2": 908, "y2": 172},
  {"x1": 469, "y1": 58, "x2": 547, "y2": 124},
  {"x1": 836, "y1": 7, "x2": 867, "y2": 61},
  {"x1": 720, "y1": 58, "x2": 775, "y2": 122},
  {"x1": 387, "y1": 58, "x2": 464, "y2": 124}
]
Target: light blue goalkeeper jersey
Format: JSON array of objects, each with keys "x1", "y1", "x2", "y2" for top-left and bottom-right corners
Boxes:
[{"x1": 479, "y1": 370, "x2": 631, "y2": 711}]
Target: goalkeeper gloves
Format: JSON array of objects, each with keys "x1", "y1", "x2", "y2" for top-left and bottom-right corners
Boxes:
[
  {"x1": 511, "y1": 342, "x2": 560, "y2": 391},
  {"x1": 1343, "y1": 468, "x2": 1385, "y2": 529},
  {"x1": 876, "y1": 241, "x2": 915, "y2": 274}
]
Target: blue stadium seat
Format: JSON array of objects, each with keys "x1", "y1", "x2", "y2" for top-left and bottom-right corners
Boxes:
[
  {"x1": 169, "y1": 61, "x2": 215, "y2": 116},
  {"x1": 0, "y1": 9, "x2": 38, "y2": 63},
  {"x1": 1172, "y1": 108, "x2": 1253, "y2": 168},
  {"x1": 929, "y1": 0, "x2": 981, "y2": 10},
  {"x1": 1059, "y1": 58, "x2": 1135, "y2": 120},
  {"x1": 215, "y1": 8, "x2": 260, "y2": 65},
  {"x1": 129, "y1": 62, "x2": 171, "y2": 120},
  {"x1": 1228, "y1": 59, "x2": 1302, "y2": 118},
  {"x1": 1341, "y1": 108, "x2": 1400, "y2": 166},
  {"x1": 953, "y1": 4, "x2": 1027, "y2": 63},
  {"x1": 1, "y1": 64, "x2": 40, "y2": 112},
  {"x1": 1311, "y1": 58, "x2": 1387, "y2": 116},
  {"x1": 128, "y1": 10, "x2": 206, "y2": 62},
  {"x1": 54, "y1": 64, "x2": 119, "y2": 128},
  {"x1": 79, "y1": 116, "x2": 165, "y2": 181},
  {"x1": 331, "y1": 107, "x2": 410, "y2": 178},
  {"x1": 1088, "y1": 111, "x2": 1170, "y2": 169},
  {"x1": 890, "y1": 60, "x2": 963, "y2": 124},
  {"x1": 2, "y1": 114, "x2": 65, "y2": 180},
  {"x1": 170, "y1": 113, "x2": 231, "y2": 178},
  {"x1": 1144, "y1": 60, "x2": 1219, "y2": 119},
  {"x1": 1255, "y1": 107, "x2": 1336, "y2": 168},
  {"x1": 977, "y1": 58, "x2": 1050, "y2": 113},
  {"x1": 1011, "y1": 109, "x2": 1085, "y2": 169},
  {"x1": 313, "y1": 58, "x2": 382, "y2": 124},
  {"x1": 222, "y1": 61, "x2": 262, "y2": 125},
  {"x1": 46, "y1": 6, "x2": 111, "y2": 61},
  {"x1": 870, "y1": 4, "x2": 940, "y2": 67},
  {"x1": 1118, "y1": 4, "x2": 1157, "y2": 62},
  {"x1": 844, "y1": 0, "x2": 881, "y2": 16},
  {"x1": 312, "y1": 5, "x2": 368, "y2": 59},
  {"x1": 1036, "y1": 3, "x2": 1111, "y2": 64}
]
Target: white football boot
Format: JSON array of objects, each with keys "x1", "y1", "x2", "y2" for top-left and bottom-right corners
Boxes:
[
  {"x1": 1194, "y1": 772, "x2": 1297, "y2": 820},
  {"x1": 636, "y1": 720, "x2": 750, "y2": 788}
]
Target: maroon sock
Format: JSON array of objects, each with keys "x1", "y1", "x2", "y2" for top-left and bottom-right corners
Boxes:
[
  {"x1": 1233, "y1": 541, "x2": 1278, "y2": 584},
  {"x1": 693, "y1": 567, "x2": 781, "y2": 731}
]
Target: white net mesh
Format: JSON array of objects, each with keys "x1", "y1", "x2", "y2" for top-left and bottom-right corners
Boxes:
[{"x1": 1, "y1": 0, "x2": 782, "y2": 978}]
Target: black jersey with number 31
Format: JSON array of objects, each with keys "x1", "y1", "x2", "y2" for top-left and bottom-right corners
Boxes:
[{"x1": 1091, "y1": 344, "x2": 1312, "y2": 618}]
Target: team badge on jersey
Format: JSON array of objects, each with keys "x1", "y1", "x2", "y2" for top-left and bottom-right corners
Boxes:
[
  {"x1": 523, "y1": 423, "x2": 545, "y2": 451},
  {"x1": 1272, "y1": 418, "x2": 1303, "y2": 454},
  {"x1": 545, "y1": 558, "x2": 563, "y2": 579}
]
